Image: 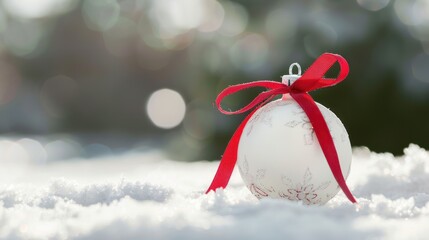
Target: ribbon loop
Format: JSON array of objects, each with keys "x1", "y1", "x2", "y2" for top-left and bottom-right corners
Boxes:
[
  {"x1": 291, "y1": 53, "x2": 349, "y2": 92},
  {"x1": 207, "y1": 53, "x2": 357, "y2": 204},
  {"x1": 216, "y1": 81, "x2": 288, "y2": 115}
]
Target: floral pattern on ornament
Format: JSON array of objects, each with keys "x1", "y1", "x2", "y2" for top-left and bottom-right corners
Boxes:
[
  {"x1": 285, "y1": 107, "x2": 335, "y2": 145},
  {"x1": 248, "y1": 181, "x2": 276, "y2": 199},
  {"x1": 256, "y1": 169, "x2": 266, "y2": 179},
  {"x1": 238, "y1": 156, "x2": 249, "y2": 175},
  {"x1": 279, "y1": 168, "x2": 331, "y2": 205},
  {"x1": 242, "y1": 163, "x2": 276, "y2": 199},
  {"x1": 245, "y1": 102, "x2": 280, "y2": 136},
  {"x1": 249, "y1": 183, "x2": 270, "y2": 199},
  {"x1": 285, "y1": 114, "x2": 315, "y2": 145},
  {"x1": 245, "y1": 111, "x2": 262, "y2": 136}
]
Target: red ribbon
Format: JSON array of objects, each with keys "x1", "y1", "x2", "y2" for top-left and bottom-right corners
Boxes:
[{"x1": 206, "y1": 53, "x2": 357, "y2": 204}]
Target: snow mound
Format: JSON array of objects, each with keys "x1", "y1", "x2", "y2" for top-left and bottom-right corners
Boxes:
[
  {"x1": 0, "y1": 179, "x2": 171, "y2": 208},
  {"x1": 0, "y1": 144, "x2": 428, "y2": 240}
]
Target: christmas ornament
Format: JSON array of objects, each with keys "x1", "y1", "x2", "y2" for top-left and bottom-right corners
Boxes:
[
  {"x1": 237, "y1": 99, "x2": 351, "y2": 204},
  {"x1": 206, "y1": 53, "x2": 357, "y2": 205}
]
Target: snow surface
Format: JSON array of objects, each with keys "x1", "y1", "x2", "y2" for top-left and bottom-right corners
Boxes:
[{"x1": 0, "y1": 140, "x2": 429, "y2": 240}]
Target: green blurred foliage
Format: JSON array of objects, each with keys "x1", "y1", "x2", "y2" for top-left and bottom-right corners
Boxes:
[{"x1": 0, "y1": 0, "x2": 428, "y2": 160}]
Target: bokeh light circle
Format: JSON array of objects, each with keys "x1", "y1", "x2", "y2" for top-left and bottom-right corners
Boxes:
[
  {"x1": 18, "y1": 138, "x2": 47, "y2": 164},
  {"x1": 2, "y1": 0, "x2": 76, "y2": 19},
  {"x1": 229, "y1": 33, "x2": 269, "y2": 72},
  {"x1": 82, "y1": 0, "x2": 120, "y2": 32},
  {"x1": 357, "y1": 0, "x2": 390, "y2": 11},
  {"x1": 146, "y1": 89, "x2": 186, "y2": 129},
  {"x1": 265, "y1": 8, "x2": 296, "y2": 40},
  {"x1": 219, "y1": 1, "x2": 248, "y2": 36}
]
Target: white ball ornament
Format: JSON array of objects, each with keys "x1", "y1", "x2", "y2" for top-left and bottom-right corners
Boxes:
[{"x1": 236, "y1": 68, "x2": 352, "y2": 205}]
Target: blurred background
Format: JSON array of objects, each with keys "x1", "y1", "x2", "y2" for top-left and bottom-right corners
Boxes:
[{"x1": 0, "y1": 0, "x2": 428, "y2": 162}]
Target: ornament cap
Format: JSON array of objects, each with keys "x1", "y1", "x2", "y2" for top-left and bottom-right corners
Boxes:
[{"x1": 282, "y1": 63, "x2": 302, "y2": 86}]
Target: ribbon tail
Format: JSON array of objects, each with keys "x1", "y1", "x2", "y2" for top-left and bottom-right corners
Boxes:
[
  {"x1": 291, "y1": 93, "x2": 357, "y2": 203},
  {"x1": 205, "y1": 108, "x2": 259, "y2": 193}
]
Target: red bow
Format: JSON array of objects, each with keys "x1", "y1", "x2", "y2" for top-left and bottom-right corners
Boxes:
[{"x1": 206, "y1": 53, "x2": 357, "y2": 204}]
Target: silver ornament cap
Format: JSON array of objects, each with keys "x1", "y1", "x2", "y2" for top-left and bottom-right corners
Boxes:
[{"x1": 282, "y1": 63, "x2": 302, "y2": 86}]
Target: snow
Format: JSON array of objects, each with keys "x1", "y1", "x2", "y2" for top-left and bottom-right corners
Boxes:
[{"x1": 0, "y1": 140, "x2": 429, "y2": 240}]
